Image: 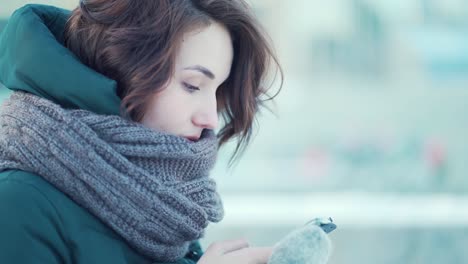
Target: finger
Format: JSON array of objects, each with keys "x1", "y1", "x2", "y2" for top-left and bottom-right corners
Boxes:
[{"x1": 204, "y1": 238, "x2": 250, "y2": 256}]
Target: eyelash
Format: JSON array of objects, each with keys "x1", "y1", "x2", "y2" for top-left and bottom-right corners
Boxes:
[{"x1": 183, "y1": 82, "x2": 200, "y2": 93}]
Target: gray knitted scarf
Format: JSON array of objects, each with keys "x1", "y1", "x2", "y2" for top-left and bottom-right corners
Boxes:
[{"x1": 0, "y1": 91, "x2": 224, "y2": 262}]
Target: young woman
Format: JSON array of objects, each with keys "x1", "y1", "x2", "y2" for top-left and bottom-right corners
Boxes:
[{"x1": 0, "y1": 1, "x2": 282, "y2": 263}]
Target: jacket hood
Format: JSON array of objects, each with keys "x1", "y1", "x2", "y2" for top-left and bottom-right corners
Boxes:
[{"x1": 0, "y1": 4, "x2": 121, "y2": 115}]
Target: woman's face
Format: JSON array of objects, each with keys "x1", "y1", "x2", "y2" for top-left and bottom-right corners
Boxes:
[{"x1": 141, "y1": 22, "x2": 233, "y2": 142}]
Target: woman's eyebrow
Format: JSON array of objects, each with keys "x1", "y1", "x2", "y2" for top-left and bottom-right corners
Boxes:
[{"x1": 183, "y1": 65, "x2": 215, "y2": 80}]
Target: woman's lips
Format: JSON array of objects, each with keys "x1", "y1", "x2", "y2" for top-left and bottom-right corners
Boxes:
[{"x1": 184, "y1": 136, "x2": 199, "y2": 142}]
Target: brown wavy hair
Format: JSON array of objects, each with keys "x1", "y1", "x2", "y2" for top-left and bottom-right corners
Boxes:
[{"x1": 64, "y1": 0, "x2": 283, "y2": 165}]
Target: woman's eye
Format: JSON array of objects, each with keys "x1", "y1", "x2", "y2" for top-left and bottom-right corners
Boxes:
[{"x1": 183, "y1": 82, "x2": 200, "y2": 93}]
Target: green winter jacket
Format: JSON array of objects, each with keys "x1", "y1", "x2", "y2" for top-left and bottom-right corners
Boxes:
[{"x1": 0, "y1": 4, "x2": 203, "y2": 264}]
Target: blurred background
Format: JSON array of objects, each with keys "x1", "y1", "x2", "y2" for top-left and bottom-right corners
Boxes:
[{"x1": 2, "y1": 0, "x2": 468, "y2": 263}]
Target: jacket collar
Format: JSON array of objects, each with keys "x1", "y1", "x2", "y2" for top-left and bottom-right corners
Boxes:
[{"x1": 0, "y1": 4, "x2": 121, "y2": 115}]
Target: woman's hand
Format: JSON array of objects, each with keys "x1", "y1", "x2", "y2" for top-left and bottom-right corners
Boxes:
[{"x1": 197, "y1": 238, "x2": 272, "y2": 264}]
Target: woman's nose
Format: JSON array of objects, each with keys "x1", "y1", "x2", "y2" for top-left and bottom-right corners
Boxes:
[{"x1": 192, "y1": 97, "x2": 219, "y2": 130}]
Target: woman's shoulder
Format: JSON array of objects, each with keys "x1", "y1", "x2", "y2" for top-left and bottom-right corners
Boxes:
[
  {"x1": 0, "y1": 169, "x2": 63, "y2": 215},
  {"x1": 0, "y1": 169, "x2": 152, "y2": 263},
  {"x1": 0, "y1": 169, "x2": 202, "y2": 264},
  {"x1": 0, "y1": 169, "x2": 79, "y2": 222},
  {"x1": 0, "y1": 169, "x2": 72, "y2": 263}
]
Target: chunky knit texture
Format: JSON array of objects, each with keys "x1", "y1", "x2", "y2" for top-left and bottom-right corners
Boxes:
[{"x1": 0, "y1": 91, "x2": 224, "y2": 262}]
